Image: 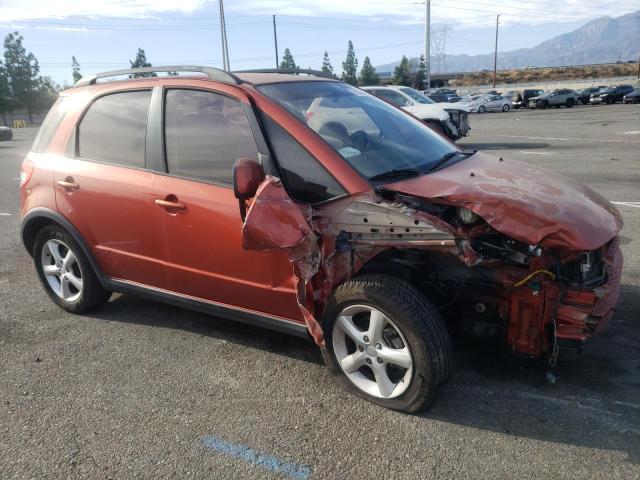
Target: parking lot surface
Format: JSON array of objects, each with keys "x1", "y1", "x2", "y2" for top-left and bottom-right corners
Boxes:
[{"x1": 1, "y1": 104, "x2": 639, "y2": 479}]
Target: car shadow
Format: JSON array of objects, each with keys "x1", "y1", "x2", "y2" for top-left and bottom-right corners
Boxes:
[
  {"x1": 88, "y1": 282, "x2": 640, "y2": 463},
  {"x1": 461, "y1": 142, "x2": 549, "y2": 151},
  {"x1": 86, "y1": 294, "x2": 323, "y2": 366}
]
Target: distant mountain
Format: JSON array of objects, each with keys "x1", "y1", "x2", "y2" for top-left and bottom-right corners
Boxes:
[{"x1": 376, "y1": 10, "x2": 640, "y2": 74}]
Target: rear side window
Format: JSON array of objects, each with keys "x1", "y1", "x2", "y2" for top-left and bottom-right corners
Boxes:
[
  {"x1": 164, "y1": 89, "x2": 259, "y2": 185},
  {"x1": 260, "y1": 113, "x2": 346, "y2": 204},
  {"x1": 32, "y1": 96, "x2": 69, "y2": 153},
  {"x1": 77, "y1": 90, "x2": 151, "y2": 167}
]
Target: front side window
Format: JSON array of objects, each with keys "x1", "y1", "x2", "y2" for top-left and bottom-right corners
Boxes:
[
  {"x1": 375, "y1": 89, "x2": 409, "y2": 107},
  {"x1": 164, "y1": 89, "x2": 259, "y2": 185},
  {"x1": 257, "y1": 82, "x2": 456, "y2": 181},
  {"x1": 77, "y1": 90, "x2": 151, "y2": 167}
]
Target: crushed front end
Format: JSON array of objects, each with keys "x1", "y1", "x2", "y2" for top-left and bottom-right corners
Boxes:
[{"x1": 241, "y1": 154, "x2": 623, "y2": 362}]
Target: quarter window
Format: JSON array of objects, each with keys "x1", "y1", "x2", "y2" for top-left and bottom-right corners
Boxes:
[
  {"x1": 77, "y1": 90, "x2": 151, "y2": 167},
  {"x1": 164, "y1": 89, "x2": 259, "y2": 185},
  {"x1": 260, "y1": 113, "x2": 346, "y2": 204},
  {"x1": 32, "y1": 96, "x2": 71, "y2": 153}
]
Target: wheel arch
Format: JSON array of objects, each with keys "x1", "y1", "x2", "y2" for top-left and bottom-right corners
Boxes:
[{"x1": 21, "y1": 208, "x2": 109, "y2": 288}]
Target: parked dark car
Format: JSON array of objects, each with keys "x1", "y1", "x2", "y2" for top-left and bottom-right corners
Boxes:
[
  {"x1": 512, "y1": 89, "x2": 544, "y2": 109},
  {"x1": 623, "y1": 88, "x2": 640, "y2": 104},
  {"x1": 590, "y1": 85, "x2": 635, "y2": 104},
  {"x1": 426, "y1": 88, "x2": 461, "y2": 103},
  {"x1": 0, "y1": 125, "x2": 13, "y2": 141},
  {"x1": 576, "y1": 87, "x2": 603, "y2": 105}
]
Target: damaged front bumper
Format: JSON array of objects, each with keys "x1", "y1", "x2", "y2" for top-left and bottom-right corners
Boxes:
[{"x1": 506, "y1": 239, "x2": 623, "y2": 356}]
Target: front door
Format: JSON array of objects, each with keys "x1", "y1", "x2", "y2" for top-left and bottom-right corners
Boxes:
[{"x1": 153, "y1": 88, "x2": 302, "y2": 320}]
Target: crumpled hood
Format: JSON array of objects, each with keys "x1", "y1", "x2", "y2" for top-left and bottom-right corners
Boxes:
[
  {"x1": 404, "y1": 104, "x2": 450, "y2": 122},
  {"x1": 384, "y1": 152, "x2": 623, "y2": 250}
]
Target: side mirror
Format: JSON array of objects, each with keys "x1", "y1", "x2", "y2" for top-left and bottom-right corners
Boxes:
[{"x1": 233, "y1": 157, "x2": 265, "y2": 221}]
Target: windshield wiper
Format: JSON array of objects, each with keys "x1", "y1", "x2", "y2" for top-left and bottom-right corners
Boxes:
[
  {"x1": 426, "y1": 149, "x2": 477, "y2": 173},
  {"x1": 369, "y1": 168, "x2": 422, "y2": 181}
]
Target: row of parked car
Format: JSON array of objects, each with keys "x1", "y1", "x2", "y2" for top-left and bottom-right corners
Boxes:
[{"x1": 420, "y1": 85, "x2": 640, "y2": 112}]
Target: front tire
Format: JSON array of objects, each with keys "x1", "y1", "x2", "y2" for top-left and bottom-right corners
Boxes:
[
  {"x1": 34, "y1": 225, "x2": 111, "y2": 314},
  {"x1": 478, "y1": 105, "x2": 486, "y2": 113},
  {"x1": 566, "y1": 98, "x2": 575, "y2": 108},
  {"x1": 322, "y1": 274, "x2": 452, "y2": 413}
]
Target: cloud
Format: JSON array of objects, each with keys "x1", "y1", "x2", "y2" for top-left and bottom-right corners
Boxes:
[
  {"x1": 0, "y1": 0, "x2": 206, "y2": 21},
  {"x1": 0, "y1": 0, "x2": 637, "y2": 28}
]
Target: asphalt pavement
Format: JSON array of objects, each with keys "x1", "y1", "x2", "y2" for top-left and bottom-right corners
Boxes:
[{"x1": 1, "y1": 103, "x2": 639, "y2": 479}]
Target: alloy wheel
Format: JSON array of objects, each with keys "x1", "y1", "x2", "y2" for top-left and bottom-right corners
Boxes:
[
  {"x1": 40, "y1": 239, "x2": 83, "y2": 302},
  {"x1": 332, "y1": 304, "x2": 413, "y2": 399}
]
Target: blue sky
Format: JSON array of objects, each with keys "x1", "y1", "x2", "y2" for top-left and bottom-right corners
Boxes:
[{"x1": 0, "y1": 0, "x2": 637, "y2": 86}]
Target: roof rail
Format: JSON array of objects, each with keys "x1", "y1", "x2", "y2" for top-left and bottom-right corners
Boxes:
[
  {"x1": 233, "y1": 68, "x2": 336, "y2": 80},
  {"x1": 73, "y1": 65, "x2": 241, "y2": 87}
]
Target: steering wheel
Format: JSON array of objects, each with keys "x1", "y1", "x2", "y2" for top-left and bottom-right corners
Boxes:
[{"x1": 349, "y1": 130, "x2": 370, "y2": 152}]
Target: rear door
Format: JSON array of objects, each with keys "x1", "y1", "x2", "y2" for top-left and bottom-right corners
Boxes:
[
  {"x1": 151, "y1": 87, "x2": 303, "y2": 320},
  {"x1": 53, "y1": 89, "x2": 166, "y2": 286}
]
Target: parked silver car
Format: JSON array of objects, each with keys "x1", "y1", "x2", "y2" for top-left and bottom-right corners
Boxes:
[
  {"x1": 460, "y1": 94, "x2": 511, "y2": 113},
  {"x1": 528, "y1": 89, "x2": 578, "y2": 109}
]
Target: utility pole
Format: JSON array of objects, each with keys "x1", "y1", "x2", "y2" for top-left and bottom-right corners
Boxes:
[
  {"x1": 424, "y1": 0, "x2": 431, "y2": 91},
  {"x1": 273, "y1": 15, "x2": 279, "y2": 69},
  {"x1": 218, "y1": 0, "x2": 230, "y2": 71},
  {"x1": 492, "y1": 14, "x2": 500, "y2": 88}
]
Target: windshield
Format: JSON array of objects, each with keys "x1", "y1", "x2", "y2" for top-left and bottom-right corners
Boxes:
[
  {"x1": 257, "y1": 81, "x2": 457, "y2": 181},
  {"x1": 398, "y1": 87, "x2": 435, "y2": 104}
]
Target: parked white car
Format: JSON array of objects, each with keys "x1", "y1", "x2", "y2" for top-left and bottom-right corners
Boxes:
[
  {"x1": 461, "y1": 94, "x2": 511, "y2": 113},
  {"x1": 360, "y1": 86, "x2": 470, "y2": 141}
]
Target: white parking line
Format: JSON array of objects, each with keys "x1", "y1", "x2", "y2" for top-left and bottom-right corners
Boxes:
[
  {"x1": 493, "y1": 134, "x2": 640, "y2": 144},
  {"x1": 518, "y1": 150, "x2": 555, "y2": 155},
  {"x1": 0, "y1": 213, "x2": 13, "y2": 216},
  {"x1": 11, "y1": 177, "x2": 19, "y2": 180},
  {"x1": 617, "y1": 131, "x2": 640, "y2": 135},
  {"x1": 612, "y1": 202, "x2": 640, "y2": 209}
]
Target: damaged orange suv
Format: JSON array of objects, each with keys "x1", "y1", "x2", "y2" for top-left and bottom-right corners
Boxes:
[{"x1": 21, "y1": 67, "x2": 623, "y2": 412}]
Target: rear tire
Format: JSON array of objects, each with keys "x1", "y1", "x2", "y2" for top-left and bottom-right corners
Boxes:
[
  {"x1": 322, "y1": 274, "x2": 453, "y2": 413},
  {"x1": 33, "y1": 225, "x2": 111, "y2": 314},
  {"x1": 566, "y1": 98, "x2": 575, "y2": 108},
  {"x1": 502, "y1": 104, "x2": 510, "y2": 112},
  {"x1": 478, "y1": 105, "x2": 486, "y2": 113}
]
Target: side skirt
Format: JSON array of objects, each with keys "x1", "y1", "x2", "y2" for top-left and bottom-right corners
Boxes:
[{"x1": 108, "y1": 278, "x2": 311, "y2": 340}]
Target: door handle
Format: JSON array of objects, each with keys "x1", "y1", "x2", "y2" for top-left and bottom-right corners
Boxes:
[
  {"x1": 56, "y1": 178, "x2": 79, "y2": 191},
  {"x1": 155, "y1": 198, "x2": 186, "y2": 211}
]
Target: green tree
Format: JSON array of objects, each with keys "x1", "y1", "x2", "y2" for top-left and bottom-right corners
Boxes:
[
  {"x1": 358, "y1": 56, "x2": 379, "y2": 85},
  {"x1": 0, "y1": 60, "x2": 21, "y2": 125},
  {"x1": 393, "y1": 55, "x2": 412, "y2": 86},
  {"x1": 129, "y1": 48, "x2": 155, "y2": 77},
  {"x1": 412, "y1": 54, "x2": 426, "y2": 90},
  {"x1": 32, "y1": 76, "x2": 59, "y2": 112},
  {"x1": 321, "y1": 51, "x2": 333, "y2": 75},
  {"x1": 3, "y1": 31, "x2": 40, "y2": 121},
  {"x1": 279, "y1": 48, "x2": 297, "y2": 70},
  {"x1": 342, "y1": 41, "x2": 358, "y2": 85},
  {"x1": 71, "y1": 56, "x2": 81, "y2": 84}
]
